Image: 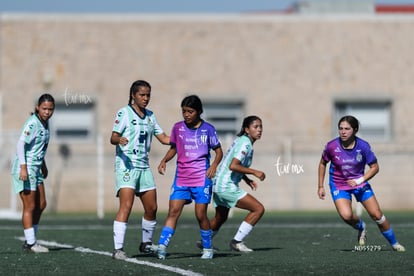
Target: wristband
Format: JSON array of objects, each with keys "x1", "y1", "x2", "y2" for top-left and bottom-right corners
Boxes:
[{"x1": 355, "y1": 176, "x2": 365, "y2": 185}]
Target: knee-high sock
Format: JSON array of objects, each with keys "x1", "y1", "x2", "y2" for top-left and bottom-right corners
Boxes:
[
  {"x1": 113, "y1": 220, "x2": 127, "y2": 250},
  {"x1": 233, "y1": 221, "x2": 253, "y2": 242},
  {"x1": 382, "y1": 228, "x2": 398, "y2": 246},
  {"x1": 158, "y1": 226, "x2": 174, "y2": 247},
  {"x1": 142, "y1": 217, "x2": 156, "y2": 243},
  {"x1": 24, "y1": 227, "x2": 36, "y2": 245},
  {"x1": 353, "y1": 219, "x2": 365, "y2": 231},
  {"x1": 200, "y1": 229, "x2": 212, "y2": 249}
]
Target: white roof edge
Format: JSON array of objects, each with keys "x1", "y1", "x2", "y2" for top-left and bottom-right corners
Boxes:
[{"x1": 2, "y1": 12, "x2": 414, "y2": 22}]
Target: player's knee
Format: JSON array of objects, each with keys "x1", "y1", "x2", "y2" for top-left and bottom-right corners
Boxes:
[
  {"x1": 337, "y1": 208, "x2": 353, "y2": 220},
  {"x1": 375, "y1": 214, "x2": 386, "y2": 225},
  {"x1": 117, "y1": 207, "x2": 132, "y2": 219},
  {"x1": 339, "y1": 213, "x2": 353, "y2": 223},
  {"x1": 259, "y1": 204, "x2": 265, "y2": 216},
  {"x1": 254, "y1": 203, "x2": 265, "y2": 217},
  {"x1": 167, "y1": 208, "x2": 182, "y2": 219},
  {"x1": 24, "y1": 203, "x2": 36, "y2": 213},
  {"x1": 144, "y1": 205, "x2": 157, "y2": 216}
]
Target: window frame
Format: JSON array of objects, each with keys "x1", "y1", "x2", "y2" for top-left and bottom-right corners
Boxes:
[
  {"x1": 50, "y1": 100, "x2": 96, "y2": 144},
  {"x1": 202, "y1": 98, "x2": 245, "y2": 140},
  {"x1": 333, "y1": 96, "x2": 393, "y2": 142}
]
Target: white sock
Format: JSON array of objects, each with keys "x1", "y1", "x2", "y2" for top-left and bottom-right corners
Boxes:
[
  {"x1": 233, "y1": 221, "x2": 253, "y2": 242},
  {"x1": 113, "y1": 220, "x2": 127, "y2": 250},
  {"x1": 142, "y1": 217, "x2": 156, "y2": 243},
  {"x1": 24, "y1": 227, "x2": 36, "y2": 245}
]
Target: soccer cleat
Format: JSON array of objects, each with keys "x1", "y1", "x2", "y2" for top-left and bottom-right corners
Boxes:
[
  {"x1": 112, "y1": 249, "x2": 127, "y2": 260},
  {"x1": 392, "y1": 243, "x2": 406, "y2": 252},
  {"x1": 157, "y1": 244, "x2": 167, "y2": 260},
  {"x1": 201, "y1": 248, "x2": 214, "y2": 259},
  {"x1": 229, "y1": 239, "x2": 253, "y2": 252},
  {"x1": 358, "y1": 227, "x2": 367, "y2": 246},
  {"x1": 23, "y1": 242, "x2": 49, "y2": 253},
  {"x1": 196, "y1": 240, "x2": 219, "y2": 251},
  {"x1": 139, "y1": 242, "x2": 157, "y2": 253}
]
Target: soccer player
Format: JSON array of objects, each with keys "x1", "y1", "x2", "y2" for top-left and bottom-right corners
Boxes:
[
  {"x1": 111, "y1": 80, "x2": 169, "y2": 260},
  {"x1": 156, "y1": 95, "x2": 223, "y2": 260},
  {"x1": 11, "y1": 93, "x2": 55, "y2": 253},
  {"x1": 318, "y1": 115, "x2": 405, "y2": 252},
  {"x1": 207, "y1": 115, "x2": 265, "y2": 252}
]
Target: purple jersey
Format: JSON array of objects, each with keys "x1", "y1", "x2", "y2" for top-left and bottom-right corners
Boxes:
[
  {"x1": 321, "y1": 137, "x2": 377, "y2": 190},
  {"x1": 170, "y1": 120, "x2": 221, "y2": 187}
]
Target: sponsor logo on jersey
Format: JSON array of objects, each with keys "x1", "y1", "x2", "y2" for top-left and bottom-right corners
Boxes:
[
  {"x1": 356, "y1": 150, "x2": 362, "y2": 162},
  {"x1": 123, "y1": 172, "x2": 130, "y2": 182},
  {"x1": 200, "y1": 134, "x2": 207, "y2": 144}
]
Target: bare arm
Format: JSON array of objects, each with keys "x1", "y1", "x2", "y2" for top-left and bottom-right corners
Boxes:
[
  {"x1": 229, "y1": 157, "x2": 265, "y2": 182},
  {"x1": 155, "y1": 132, "x2": 170, "y2": 145},
  {"x1": 158, "y1": 146, "x2": 177, "y2": 175},
  {"x1": 317, "y1": 158, "x2": 327, "y2": 200},
  {"x1": 347, "y1": 162, "x2": 379, "y2": 187},
  {"x1": 41, "y1": 160, "x2": 48, "y2": 179},
  {"x1": 242, "y1": 174, "x2": 258, "y2": 191},
  {"x1": 206, "y1": 146, "x2": 223, "y2": 179},
  {"x1": 110, "y1": 131, "x2": 128, "y2": 146}
]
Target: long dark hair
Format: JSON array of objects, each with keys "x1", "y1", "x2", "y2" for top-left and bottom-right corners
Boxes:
[
  {"x1": 34, "y1": 93, "x2": 55, "y2": 114},
  {"x1": 237, "y1": 115, "x2": 261, "y2": 136},
  {"x1": 128, "y1": 80, "x2": 151, "y2": 105}
]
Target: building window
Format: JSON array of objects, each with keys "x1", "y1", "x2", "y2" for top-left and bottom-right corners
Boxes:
[
  {"x1": 50, "y1": 101, "x2": 96, "y2": 143},
  {"x1": 334, "y1": 99, "x2": 392, "y2": 142},
  {"x1": 202, "y1": 99, "x2": 244, "y2": 139}
]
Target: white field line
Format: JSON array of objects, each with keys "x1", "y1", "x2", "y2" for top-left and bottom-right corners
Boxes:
[
  {"x1": 4, "y1": 222, "x2": 414, "y2": 231},
  {"x1": 15, "y1": 237, "x2": 203, "y2": 276}
]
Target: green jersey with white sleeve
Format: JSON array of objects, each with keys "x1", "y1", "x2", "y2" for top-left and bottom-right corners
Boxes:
[
  {"x1": 213, "y1": 135, "x2": 253, "y2": 193},
  {"x1": 112, "y1": 105, "x2": 164, "y2": 170},
  {"x1": 11, "y1": 114, "x2": 50, "y2": 173}
]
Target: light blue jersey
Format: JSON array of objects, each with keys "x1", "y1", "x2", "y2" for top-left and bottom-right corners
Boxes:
[
  {"x1": 112, "y1": 105, "x2": 164, "y2": 170},
  {"x1": 11, "y1": 114, "x2": 50, "y2": 174},
  {"x1": 213, "y1": 135, "x2": 253, "y2": 193}
]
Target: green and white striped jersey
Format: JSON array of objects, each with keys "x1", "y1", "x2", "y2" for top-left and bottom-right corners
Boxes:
[
  {"x1": 213, "y1": 135, "x2": 253, "y2": 193},
  {"x1": 11, "y1": 114, "x2": 50, "y2": 173},
  {"x1": 112, "y1": 105, "x2": 164, "y2": 170}
]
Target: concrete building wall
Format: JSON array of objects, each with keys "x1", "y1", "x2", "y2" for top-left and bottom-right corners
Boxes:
[{"x1": 1, "y1": 14, "x2": 414, "y2": 213}]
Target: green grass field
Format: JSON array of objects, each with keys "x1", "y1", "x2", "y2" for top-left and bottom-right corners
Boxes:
[{"x1": 0, "y1": 211, "x2": 413, "y2": 275}]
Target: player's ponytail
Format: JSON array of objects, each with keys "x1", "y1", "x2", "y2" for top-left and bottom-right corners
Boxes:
[
  {"x1": 237, "y1": 115, "x2": 261, "y2": 137},
  {"x1": 33, "y1": 93, "x2": 55, "y2": 115}
]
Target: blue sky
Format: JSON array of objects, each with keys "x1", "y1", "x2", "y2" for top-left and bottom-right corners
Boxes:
[{"x1": 1, "y1": 0, "x2": 414, "y2": 13}]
